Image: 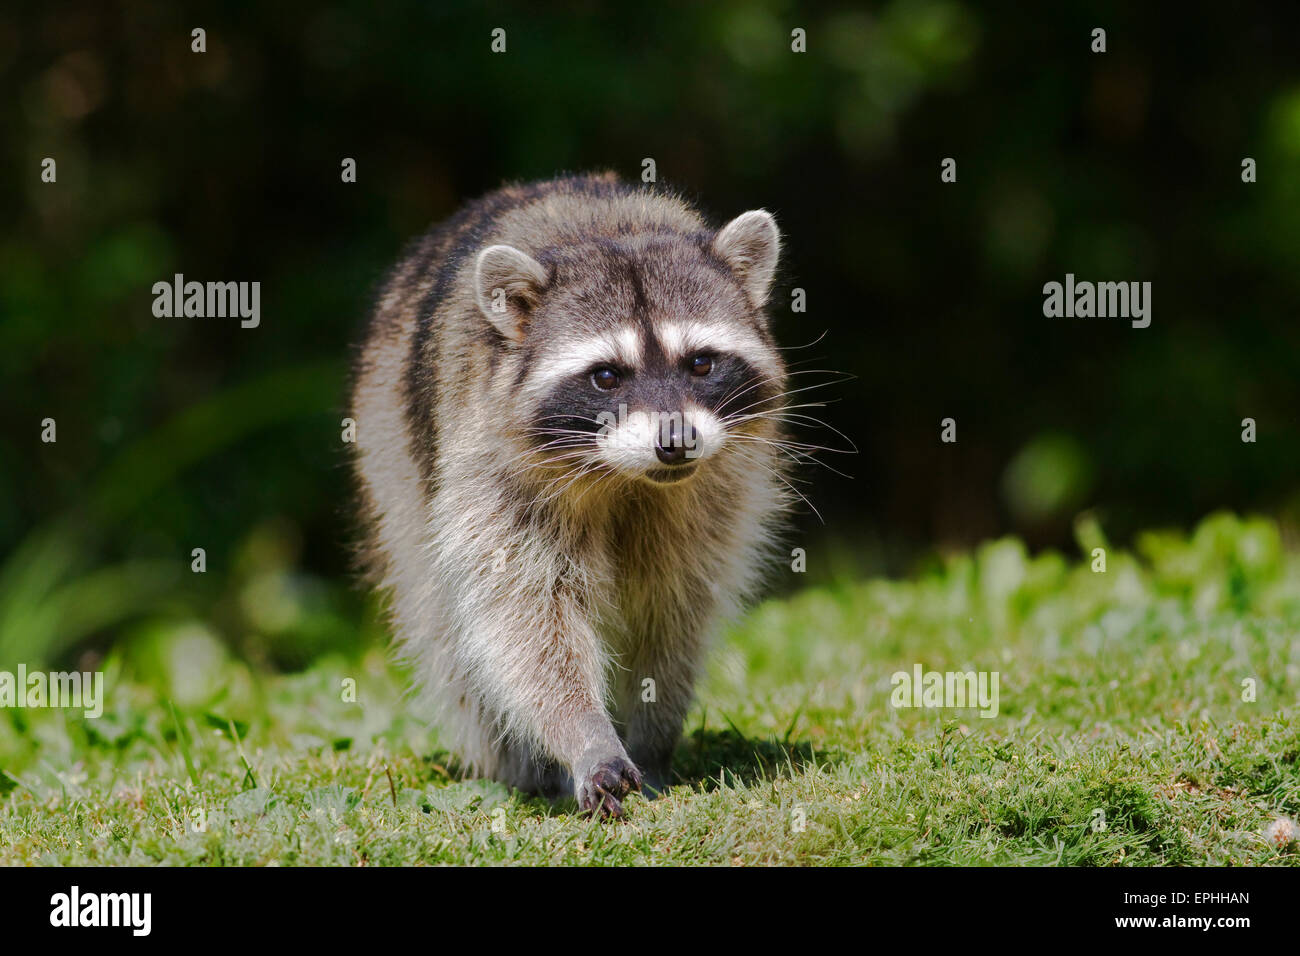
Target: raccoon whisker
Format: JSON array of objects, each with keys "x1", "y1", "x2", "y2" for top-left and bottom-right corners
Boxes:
[
  {"x1": 737, "y1": 434, "x2": 857, "y2": 472},
  {"x1": 514, "y1": 452, "x2": 591, "y2": 472},
  {"x1": 757, "y1": 413, "x2": 857, "y2": 453},
  {"x1": 710, "y1": 375, "x2": 800, "y2": 421},
  {"x1": 732, "y1": 446, "x2": 824, "y2": 524},
  {"x1": 726, "y1": 410, "x2": 857, "y2": 454},
  {"x1": 726, "y1": 400, "x2": 834, "y2": 422},
  {"x1": 722, "y1": 377, "x2": 788, "y2": 412},
  {"x1": 523, "y1": 457, "x2": 611, "y2": 508},
  {"x1": 526, "y1": 447, "x2": 597, "y2": 462},
  {"x1": 524, "y1": 438, "x2": 590, "y2": 451},
  {"x1": 513, "y1": 439, "x2": 593, "y2": 459},
  {"x1": 724, "y1": 434, "x2": 814, "y2": 471},
  {"x1": 526, "y1": 436, "x2": 595, "y2": 445},
  {"x1": 519, "y1": 426, "x2": 604, "y2": 455},
  {"x1": 734, "y1": 376, "x2": 844, "y2": 406},
  {"x1": 567, "y1": 463, "x2": 630, "y2": 510},
  {"x1": 503, "y1": 447, "x2": 590, "y2": 470},
  {"x1": 711, "y1": 366, "x2": 836, "y2": 411},
  {"x1": 783, "y1": 366, "x2": 856, "y2": 377},
  {"x1": 538, "y1": 470, "x2": 591, "y2": 504},
  {"x1": 518, "y1": 433, "x2": 592, "y2": 447},
  {"x1": 552, "y1": 466, "x2": 620, "y2": 509},
  {"x1": 725, "y1": 416, "x2": 856, "y2": 459},
  {"x1": 751, "y1": 407, "x2": 838, "y2": 419},
  {"x1": 527, "y1": 424, "x2": 599, "y2": 433},
  {"x1": 729, "y1": 437, "x2": 855, "y2": 480},
  {"x1": 729, "y1": 432, "x2": 847, "y2": 458},
  {"x1": 522, "y1": 429, "x2": 601, "y2": 445},
  {"x1": 518, "y1": 433, "x2": 600, "y2": 454},
  {"x1": 709, "y1": 366, "x2": 836, "y2": 413},
  {"x1": 704, "y1": 375, "x2": 771, "y2": 416},
  {"x1": 725, "y1": 432, "x2": 843, "y2": 470},
  {"x1": 500, "y1": 445, "x2": 594, "y2": 477},
  {"x1": 775, "y1": 329, "x2": 830, "y2": 350},
  {"x1": 761, "y1": 365, "x2": 855, "y2": 383},
  {"x1": 513, "y1": 454, "x2": 599, "y2": 480},
  {"x1": 531, "y1": 414, "x2": 607, "y2": 427},
  {"x1": 727, "y1": 438, "x2": 820, "y2": 485},
  {"x1": 719, "y1": 377, "x2": 846, "y2": 420},
  {"x1": 521, "y1": 472, "x2": 584, "y2": 509}
]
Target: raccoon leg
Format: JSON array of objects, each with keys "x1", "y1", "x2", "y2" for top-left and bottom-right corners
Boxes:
[
  {"x1": 494, "y1": 737, "x2": 569, "y2": 800},
  {"x1": 464, "y1": 601, "x2": 643, "y2": 818},
  {"x1": 618, "y1": 639, "x2": 705, "y2": 797}
]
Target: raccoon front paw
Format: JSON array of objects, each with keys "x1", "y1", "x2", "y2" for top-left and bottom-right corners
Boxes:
[{"x1": 576, "y1": 754, "x2": 643, "y2": 819}]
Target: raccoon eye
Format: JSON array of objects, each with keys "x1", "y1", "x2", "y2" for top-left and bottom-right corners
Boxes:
[
  {"x1": 591, "y1": 367, "x2": 622, "y2": 391},
  {"x1": 690, "y1": 355, "x2": 714, "y2": 377}
]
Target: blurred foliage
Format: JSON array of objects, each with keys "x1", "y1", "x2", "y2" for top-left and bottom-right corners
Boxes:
[
  {"x1": 734, "y1": 511, "x2": 1300, "y2": 710},
  {"x1": 2, "y1": 1, "x2": 1299, "y2": 667}
]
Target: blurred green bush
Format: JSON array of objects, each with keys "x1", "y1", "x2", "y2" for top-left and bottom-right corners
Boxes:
[{"x1": 2, "y1": 1, "x2": 1299, "y2": 666}]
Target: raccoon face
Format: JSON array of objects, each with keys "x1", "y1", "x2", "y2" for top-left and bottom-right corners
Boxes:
[{"x1": 474, "y1": 210, "x2": 784, "y2": 486}]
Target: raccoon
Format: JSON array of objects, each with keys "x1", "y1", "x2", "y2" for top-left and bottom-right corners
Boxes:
[{"x1": 350, "y1": 173, "x2": 791, "y2": 816}]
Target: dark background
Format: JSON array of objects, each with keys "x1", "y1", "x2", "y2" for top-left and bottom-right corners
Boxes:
[{"x1": 3, "y1": 1, "x2": 1298, "y2": 669}]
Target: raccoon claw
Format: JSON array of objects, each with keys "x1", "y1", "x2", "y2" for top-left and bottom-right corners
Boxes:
[{"x1": 578, "y1": 757, "x2": 642, "y2": 819}]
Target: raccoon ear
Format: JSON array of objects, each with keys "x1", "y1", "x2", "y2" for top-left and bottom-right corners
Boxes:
[
  {"x1": 474, "y1": 244, "x2": 548, "y2": 342},
  {"x1": 713, "y1": 210, "x2": 780, "y2": 308}
]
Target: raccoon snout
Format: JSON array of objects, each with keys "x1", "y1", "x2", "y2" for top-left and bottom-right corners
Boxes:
[{"x1": 654, "y1": 421, "x2": 699, "y2": 465}]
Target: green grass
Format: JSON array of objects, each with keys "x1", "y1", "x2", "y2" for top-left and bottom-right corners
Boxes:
[{"x1": 2, "y1": 511, "x2": 1298, "y2": 865}]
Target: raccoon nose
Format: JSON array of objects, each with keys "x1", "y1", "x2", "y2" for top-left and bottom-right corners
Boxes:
[{"x1": 655, "y1": 421, "x2": 698, "y2": 465}]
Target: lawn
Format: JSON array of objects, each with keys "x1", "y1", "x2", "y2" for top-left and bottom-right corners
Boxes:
[{"x1": 1, "y1": 511, "x2": 1297, "y2": 865}]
